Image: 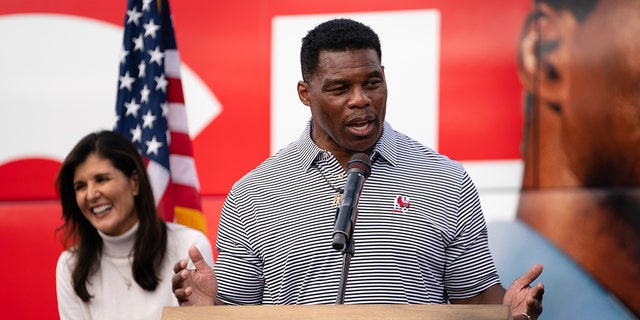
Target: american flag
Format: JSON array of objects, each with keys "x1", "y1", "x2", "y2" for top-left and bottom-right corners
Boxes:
[{"x1": 114, "y1": 0, "x2": 207, "y2": 233}]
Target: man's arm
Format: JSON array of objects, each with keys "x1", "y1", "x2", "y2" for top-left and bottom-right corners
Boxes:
[{"x1": 449, "y1": 284, "x2": 505, "y2": 304}]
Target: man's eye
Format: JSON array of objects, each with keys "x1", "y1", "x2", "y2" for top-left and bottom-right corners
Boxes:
[
  {"x1": 329, "y1": 86, "x2": 347, "y2": 92},
  {"x1": 366, "y1": 79, "x2": 382, "y2": 87}
]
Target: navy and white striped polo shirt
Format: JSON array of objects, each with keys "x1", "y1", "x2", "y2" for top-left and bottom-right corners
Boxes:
[{"x1": 214, "y1": 120, "x2": 501, "y2": 305}]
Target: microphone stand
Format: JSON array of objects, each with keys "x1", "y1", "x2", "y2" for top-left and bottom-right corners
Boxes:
[
  {"x1": 335, "y1": 209, "x2": 356, "y2": 305},
  {"x1": 331, "y1": 153, "x2": 371, "y2": 305}
]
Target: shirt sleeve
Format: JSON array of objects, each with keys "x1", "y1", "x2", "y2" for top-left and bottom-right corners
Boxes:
[
  {"x1": 444, "y1": 171, "x2": 501, "y2": 300},
  {"x1": 56, "y1": 250, "x2": 92, "y2": 320},
  {"x1": 214, "y1": 190, "x2": 265, "y2": 305}
]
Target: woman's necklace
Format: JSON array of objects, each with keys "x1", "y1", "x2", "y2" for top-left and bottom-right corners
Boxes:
[
  {"x1": 105, "y1": 256, "x2": 133, "y2": 290},
  {"x1": 315, "y1": 165, "x2": 344, "y2": 207}
]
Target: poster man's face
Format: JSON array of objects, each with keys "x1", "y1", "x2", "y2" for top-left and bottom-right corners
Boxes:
[{"x1": 560, "y1": 0, "x2": 640, "y2": 187}]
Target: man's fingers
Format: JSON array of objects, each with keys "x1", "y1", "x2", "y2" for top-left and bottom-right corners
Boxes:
[
  {"x1": 174, "y1": 287, "x2": 193, "y2": 306},
  {"x1": 171, "y1": 269, "x2": 185, "y2": 291},
  {"x1": 515, "y1": 264, "x2": 543, "y2": 287},
  {"x1": 188, "y1": 245, "x2": 211, "y2": 270},
  {"x1": 533, "y1": 283, "x2": 545, "y2": 300},
  {"x1": 174, "y1": 287, "x2": 188, "y2": 299},
  {"x1": 529, "y1": 293, "x2": 543, "y2": 318},
  {"x1": 525, "y1": 282, "x2": 544, "y2": 319},
  {"x1": 173, "y1": 259, "x2": 188, "y2": 273}
]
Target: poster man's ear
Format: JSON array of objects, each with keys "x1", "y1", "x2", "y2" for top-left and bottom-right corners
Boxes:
[{"x1": 518, "y1": 3, "x2": 575, "y2": 107}]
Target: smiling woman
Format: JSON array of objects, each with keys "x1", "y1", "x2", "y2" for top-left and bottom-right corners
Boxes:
[
  {"x1": 54, "y1": 130, "x2": 214, "y2": 320},
  {"x1": 72, "y1": 153, "x2": 140, "y2": 236}
]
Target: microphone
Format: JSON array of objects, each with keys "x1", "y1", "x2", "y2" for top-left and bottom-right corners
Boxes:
[{"x1": 332, "y1": 153, "x2": 372, "y2": 251}]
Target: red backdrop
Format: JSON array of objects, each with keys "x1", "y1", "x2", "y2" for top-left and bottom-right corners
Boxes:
[{"x1": 0, "y1": 1, "x2": 529, "y2": 318}]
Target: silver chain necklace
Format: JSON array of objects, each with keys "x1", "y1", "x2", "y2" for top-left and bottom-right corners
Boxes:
[
  {"x1": 105, "y1": 256, "x2": 133, "y2": 290},
  {"x1": 314, "y1": 165, "x2": 344, "y2": 207}
]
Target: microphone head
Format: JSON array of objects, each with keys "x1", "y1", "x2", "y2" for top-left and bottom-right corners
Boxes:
[{"x1": 347, "y1": 153, "x2": 372, "y2": 178}]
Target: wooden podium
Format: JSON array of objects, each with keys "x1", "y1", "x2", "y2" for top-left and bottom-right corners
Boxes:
[{"x1": 162, "y1": 304, "x2": 513, "y2": 320}]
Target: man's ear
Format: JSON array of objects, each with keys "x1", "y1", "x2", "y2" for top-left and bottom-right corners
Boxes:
[
  {"x1": 518, "y1": 3, "x2": 575, "y2": 105},
  {"x1": 297, "y1": 80, "x2": 311, "y2": 107}
]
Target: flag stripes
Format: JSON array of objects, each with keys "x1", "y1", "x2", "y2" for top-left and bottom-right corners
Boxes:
[{"x1": 114, "y1": 0, "x2": 206, "y2": 233}]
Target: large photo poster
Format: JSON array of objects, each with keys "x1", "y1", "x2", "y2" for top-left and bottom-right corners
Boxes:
[
  {"x1": 0, "y1": 0, "x2": 637, "y2": 319},
  {"x1": 489, "y1": 1, "x2": 640, "y2": 319}
]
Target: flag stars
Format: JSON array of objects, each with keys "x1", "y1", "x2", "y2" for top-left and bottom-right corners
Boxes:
[
  {"x1": 138, "y1": 61, "x2": 146, "y2": 78},
  {"x1": 142, "y1": 0, "x2": 153, "y2": 12},
  {"x1": 142, "y1": 109, "x2": 157, "y2": 129},
  {"x1": 130, "y1": 125, "x2": 142, "y2": 143},
  {"x1": 112, "y1": 115, "x2": 120, "y2": 130},
  {"x1": 148, "y1": 46, "x2": 164, "y2": 65},
  {"x1": 127, "y1": 7, "x2": 143, "y2": 26},
  {"x1": 132, "y1": 34, "x2": 144, "y2": 52},
  {"x1": 124, "y1": 98, "x2": 141, "y2": 117},
  {"x1": 119, "y1": 71, "x2": 136, "y2": 91},
  {"x1": 143, "y1": 19, "x2": 160, "y2": 39},
  {"x1": 119, "y1": 46, "x2": 129, "y2": 64},
  {"x1": 145, "y1": 136, "x2": 164, "y2": 156},
  {"x1": 155, "y1": 74, "x2": 168, "y2": 92},
  {"x1": 161, "y1": 102, "x2": 169, "y2": 117},
  {"x1": 140, "y1": 84, "x2": 151, "y2": 103}
]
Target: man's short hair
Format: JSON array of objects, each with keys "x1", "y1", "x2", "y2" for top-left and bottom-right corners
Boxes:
[{"x1": 300, "y1": 18, "x2": 382, "y2": 82}]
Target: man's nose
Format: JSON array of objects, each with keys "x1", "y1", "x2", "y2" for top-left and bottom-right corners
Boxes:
[{"x1": 348, "y1": 86, "x2": 371, "y2": 108}]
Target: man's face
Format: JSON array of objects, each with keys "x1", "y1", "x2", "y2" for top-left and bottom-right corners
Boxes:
[
  {"x1": 561, "y1": 0, "x2": 640, "y2": 186},
  {"x1": 298, "y1": 49, "x2": 387, "y2": 159}
]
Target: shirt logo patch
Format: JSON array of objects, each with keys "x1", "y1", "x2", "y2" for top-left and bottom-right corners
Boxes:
[{"x1": 393, "y1": 195, "x2": 411, "y2": 213}]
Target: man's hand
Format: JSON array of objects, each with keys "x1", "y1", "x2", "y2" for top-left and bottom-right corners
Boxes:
[
  {"x1": 172, "y1": 246, "x2": 218, "y2": 306},
  {"x1": 504, "y1": 264, "x2": 544, "y2": 320}
]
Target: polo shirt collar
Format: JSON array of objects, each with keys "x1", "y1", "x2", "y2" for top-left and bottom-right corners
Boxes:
[
  {"x1": 371, "y1": 121, "x2": 397, "y2": 167},
  {"x1": 295, "y1": 118, "x2": 399, "y2": 172}
]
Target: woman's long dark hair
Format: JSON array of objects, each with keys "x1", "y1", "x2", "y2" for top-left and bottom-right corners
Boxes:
[{"x1": 56, "y1": 130, "x2": 167, "y2": 301}]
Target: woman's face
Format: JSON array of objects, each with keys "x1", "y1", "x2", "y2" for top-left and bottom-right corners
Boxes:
[{"x1": 73, "y1": 153, "x2": 139, "y2": 236}]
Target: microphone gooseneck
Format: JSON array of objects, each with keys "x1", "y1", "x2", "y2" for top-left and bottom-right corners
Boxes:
[{"x1": 332, "y1": 153, "x2": 372, "y2": 251}]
